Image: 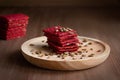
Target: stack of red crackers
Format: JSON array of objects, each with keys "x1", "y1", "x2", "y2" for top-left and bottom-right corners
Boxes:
[
  {"x1": 43, "y1": 26, "x2": 80, "y2": 53},
  {"x1": 0, "y1": 14, "x2": 29, "y2": 40}
]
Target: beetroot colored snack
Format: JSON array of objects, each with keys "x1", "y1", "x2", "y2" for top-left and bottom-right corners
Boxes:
[
  {"x1": 43, "y1": 26, "x2": 80, "y2": 53},
  {"x1": 0, "y1": 13, "x2": 29, "y2": 40}
]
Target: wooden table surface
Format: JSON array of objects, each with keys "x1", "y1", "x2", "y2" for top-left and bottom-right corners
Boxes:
[{"x1": 0, "y1": 7, "x2": 120, "y2": 80}]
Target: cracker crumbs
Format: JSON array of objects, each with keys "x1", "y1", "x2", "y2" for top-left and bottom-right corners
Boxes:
[
  {"x1": 62, "y1": 54, "x2": 67, "y2": 59},
  {"x1": 35, "y1": 51, "x2": 40, "y2": 54},
  {"x1": 97, "y1": 50, "x2": 101, "y2": 52},
  {"x1": 45, "y1": 54, "x2": 48, "y2": 56},
  {"x1": 41, "y1": 40, "x2": 45, "y2": 43},
  {"x1": 84, "y1": 45, "x2": 88, "y2": 47},
  {"x1": 90, "y1": 48, "x2": 93, "y2": 50},
  {"x1": 29, "y1": 44, "x2": 35, "y2": 46},
  {"x1": 80, "y1": 43, "x2": 83, "y2": 45},
  {"x1": 82, "y1": 54, "x2": 86, "y2": 57},
  {"x1": 47, "y1": 55, "x2": 50, "y2": 59},
  {"x1": 82, "y1": 39, "x2": 87, "y2": 42},
  {"x1": 69, "y1": 53, "x2": 74, "y2": 57},
  {"x1": 75, "y1": 52, "x2": 78, "y2": 55},
  {"x1": 57, "y1": 54, "x2": 61, "y2": 58},
  {"x1": 30, "y1": 49, "x2": 34, "y2": 52},
  {"x1": 88, "y1": 42, "x2": 92, "y2": 45},
  {"x1": 79, "y1": 45, "x2": 82, "y2": 48},
  {"x1": 86, "y1": 50, "x2": 88, "y2": 53},
  {"x1": 80, "y1": 57, "x2": 82, "y2": 59},
  {"x1": 88, "y1": 54, "x2": 94, "y2": 57},
  {"x1": 38, "y1": 54, "x2": 44, "y2": 57},
  {"x1": 42, "y1": 45, "x2": 48, "y2": 49},
  {"x1": 82, "y1": 49, "x2": 86, "y2": 51},
  {"x1": 72, "y1": 57, "x2": 76, "y2": 60},
  {"x1": 77, "y1": 51, "x2": 82, "y2": 55}
]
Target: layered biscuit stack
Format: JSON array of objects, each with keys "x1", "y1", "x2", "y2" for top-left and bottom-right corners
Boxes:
[
  {"x1": 0, "y1": 14, "x2": 29, "y2": 40},
  {"x1": 43, "y1": 26, "x2": 79, "y2": 53}
]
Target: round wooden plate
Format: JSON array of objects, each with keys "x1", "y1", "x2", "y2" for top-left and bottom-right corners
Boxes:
[{"x1": 21, "y1": 36, "x2": 110, "y2": 70}]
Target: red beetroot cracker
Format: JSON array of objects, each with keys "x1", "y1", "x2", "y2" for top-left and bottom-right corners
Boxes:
[
  {"x1": 47, "y1": 38, "x2": 79, "y2": 47},
  {"x1": 44, "y1": 33, "x2": 77, "y2": 41},
  {"x1": 48, "y1": 41, "x2": 78, "y2": 50},
  {"x1": 0, "y1": 31, "x2": 26, "y2": 40}
]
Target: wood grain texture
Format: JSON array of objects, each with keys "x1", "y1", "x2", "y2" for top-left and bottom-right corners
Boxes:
[{"x1": 0, "y1": 7, "x2": 120, "y2": 80}]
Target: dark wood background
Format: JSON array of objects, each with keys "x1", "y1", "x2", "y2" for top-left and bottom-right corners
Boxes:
[
  {"x1": 0, "y1": 7, "x2": 120, "y2": 80},
  {"x1": 0, "y1": 0, "x2": 120, "y2": 7}
]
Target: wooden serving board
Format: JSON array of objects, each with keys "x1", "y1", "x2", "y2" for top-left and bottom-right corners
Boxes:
[{"x1": 21, "y1": 36, "x2": 110, "y2": 70}]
